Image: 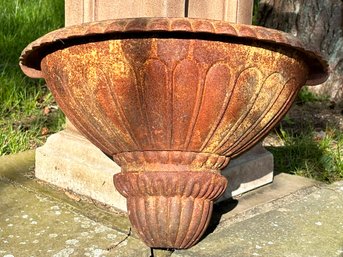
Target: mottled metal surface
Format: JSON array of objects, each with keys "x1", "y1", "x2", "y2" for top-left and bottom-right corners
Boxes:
[
  {"x1": 19, "y1": 18, "x2": 328, "y2": 249},
  {"x1": 114, "y1": 171, "x2": 227, "y2": 248},
  {"x1": 20, "y1": 18, "x2": 328, "y2": 84},
  {"x1": 38, "y1": 37, "x2": 310, "y2": 158},
  {"x1": 113, "y1": 151, "x2": 230, "y2": 173}
]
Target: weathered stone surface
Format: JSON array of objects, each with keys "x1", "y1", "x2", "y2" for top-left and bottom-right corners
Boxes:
[
  {"x1": 188, "y1": 0, "x2": 253, "y2": 24},
  {"x1": 257, "y1": 0, "x2": 343, "y2": 102},
  {"x1": 215, "y1": 173, "x2": 319, "y2": 227},
  {"x1": 219, "y1": 144, "x2": 273, "y2": 200},
  {"x1": 0, "y1": 151, "x2": 334, "y2": 257},
  {"x1": 0, "y1": 150, "x2": 35, "y2": 179},
  {"x1": 174, "y1": 180, "x2": 343, "y2": 257},
  {"x1": 1, "y1": 152, "x2": 337, "y2": 257},
  {"x1": 65, "y1": 0, "x2": 253, "y2": 26},
  {"x1": 0, "y1": 179, "x2": 149, "y2": 257},
  {"x1": 35, "y1": 129, "x2": 127, "y2": 212},
  {"x1": 65, "y1": 0, "x2": 185, "y2": 26}
]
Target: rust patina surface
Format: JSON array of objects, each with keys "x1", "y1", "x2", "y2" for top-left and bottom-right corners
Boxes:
[{"x1": 20, "y1": 18, "x2": 328, "y2": 249}]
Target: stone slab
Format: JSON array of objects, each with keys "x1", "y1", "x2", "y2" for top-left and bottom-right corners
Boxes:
[
  {"x1": 1, "y1": 151, "x2": 338, "y2": 257},
  {"x1": 0, "y1": 150, "x2": 35, "y2": 179},
  {"x1": 35, "y1": 129, "x2": 273, "y2": 212},
  {"x1": 214, "y1": 173, "x2": 320, "y2": 227},
  {"x1": 174, "y1": 180, "x2": 343, "y2": 257},
  {"x1": 0, "y1": 179, "x2": 149, "y2": 257}
]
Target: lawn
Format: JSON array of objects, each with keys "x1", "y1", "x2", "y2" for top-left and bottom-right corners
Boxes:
[
  {"x1": 0, "y1": 0, "x2": 342, "y2": 182},
  {"x1": 265, "y1": 90, "x2": 343, "y2": 183},
  {"x1": 0, "y1": 0, "x2": 65, "y2": 155}
]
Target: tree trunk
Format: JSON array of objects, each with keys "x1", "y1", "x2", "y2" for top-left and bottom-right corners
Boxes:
[{"x1": 257, "y1": 0, "x2": 343, "y2": 102}]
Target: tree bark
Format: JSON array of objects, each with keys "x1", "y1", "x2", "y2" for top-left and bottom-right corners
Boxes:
[{"x1": 257, "y1": 0, "x2": 343, "y2": 102}]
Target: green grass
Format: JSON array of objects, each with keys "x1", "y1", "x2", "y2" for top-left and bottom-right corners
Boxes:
[
  {"x1": 267, "y1": 126, "x2": 343, "y2": 183},
  {"x1": 266, "y1": 89, "x2": 343, "y2": 182},
  {"x1": 252, "y1": 0, "x2": 342, "y2": 182},
  {"x1": 0, "y1": 0, "x2": 65, "y2": 155},
  {"x1": 297, "y1": 87, "x2": 329, "y2": 104}
]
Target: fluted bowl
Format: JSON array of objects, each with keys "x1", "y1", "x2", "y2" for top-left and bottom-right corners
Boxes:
[{"x1": 20, "y1": 18, "x2": 328, "y2": 249}]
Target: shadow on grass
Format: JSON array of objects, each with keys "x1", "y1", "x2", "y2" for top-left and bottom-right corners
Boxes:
[
  {"x1": 267, "y1": 126, "x2": 342, "y2": 183},
  {"x1": 265, "y1": 89, "x2": 343, "y2": 183}
]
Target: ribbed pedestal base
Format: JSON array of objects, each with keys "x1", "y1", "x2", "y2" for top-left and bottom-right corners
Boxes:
[{"x1": 114, "y1": 171, "x2": 227, "y2": 249}]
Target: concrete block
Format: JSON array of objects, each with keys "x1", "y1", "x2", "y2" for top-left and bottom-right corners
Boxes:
[
  {"x1": 35, "y1": 129, "x2": 127, "y2": 212},
  {"x1": 219, "y1": 143, "x2": 273, "y2": 200},
  {"x1": 35, "y1": 129, "x2": 273, "y2": 212}
]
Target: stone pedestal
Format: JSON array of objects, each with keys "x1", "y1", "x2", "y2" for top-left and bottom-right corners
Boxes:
[
  {"x1": 188, "y1": 0, "x2": 253, "y2": 24},
  {"x1": 65, "y1": 0, "x2": 253, "y2": 25},
  {"x1": 36, "y1": 129, "x2": 273, "y2": 212},
  {"x1": 35, "y1": 0, "x2": 272, "y2": 212},
  {"x1": 36, "y1": 129, "x2": 126, "y2": 211}
]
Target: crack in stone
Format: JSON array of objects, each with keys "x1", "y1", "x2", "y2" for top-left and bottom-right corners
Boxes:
[{"x1": 105, "y1": 227, "x2": 131, "y2": 252}]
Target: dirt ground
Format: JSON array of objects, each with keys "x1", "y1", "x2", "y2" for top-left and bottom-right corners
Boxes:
[{"x1": 264, "y1": 98, "x2": 343, "y2": 147}]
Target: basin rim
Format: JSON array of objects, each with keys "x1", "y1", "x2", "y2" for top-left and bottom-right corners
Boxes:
[{"x1": 20, "y1": 17, "x2": 328, "y2": 85}]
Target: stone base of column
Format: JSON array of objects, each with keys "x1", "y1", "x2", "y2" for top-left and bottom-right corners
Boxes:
[
  {"x1": 35, "y1": 129, "x2": 126, "y2": 211},
  {"x1": 217, "y1": 143, "x2": 274, "y2": 201},
  {"x1": 35, "y1": 129, "x2": 273, "y2": 212}
]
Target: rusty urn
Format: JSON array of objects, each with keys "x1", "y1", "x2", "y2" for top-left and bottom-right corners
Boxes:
[{"x1": 20, "y1": 18, "x2": 327, "y2": 249}]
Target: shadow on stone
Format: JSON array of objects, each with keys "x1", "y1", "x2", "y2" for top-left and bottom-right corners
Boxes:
[
  {"x1": 151, "y1": 248, "x2": 174, "y2": 257},
  {"x1": 201, "y1": 198, "x2": 239, "y2": 240}
]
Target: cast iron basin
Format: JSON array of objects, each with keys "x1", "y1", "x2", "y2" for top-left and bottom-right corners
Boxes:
[{"x1": 20, "y1": 18, "x2": 328, "y2": 249}]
